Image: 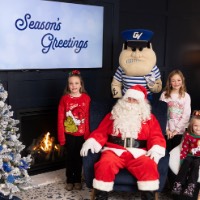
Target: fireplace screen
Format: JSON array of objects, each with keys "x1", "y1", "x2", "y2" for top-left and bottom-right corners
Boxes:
[{"x1": 17, "y1": 108, "x2": 66, "y2": 174}]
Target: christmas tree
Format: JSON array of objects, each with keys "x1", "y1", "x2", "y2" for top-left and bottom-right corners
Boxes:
[{"x1": 0, "y1": 83, "x2": 32, "y2": 199}]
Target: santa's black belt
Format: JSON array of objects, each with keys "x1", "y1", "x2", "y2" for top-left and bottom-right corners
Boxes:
[{"x1": 108, "y1": 135, "x2": 147, "y2": 148}]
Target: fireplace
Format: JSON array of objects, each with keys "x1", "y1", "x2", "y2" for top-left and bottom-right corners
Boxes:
[{"x1": 17, "y1": 107, "x2": 66, "y2": 175}]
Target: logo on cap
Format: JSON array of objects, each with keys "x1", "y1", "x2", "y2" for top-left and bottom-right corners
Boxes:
[
  {"x1": 121, "y1": 29, "x2": 154, "y2": 42},
  {"x1": 132, "y1": 32, "x2": 143, "y2": 40}
]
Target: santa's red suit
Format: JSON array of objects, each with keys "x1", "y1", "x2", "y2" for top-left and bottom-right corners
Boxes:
[
  {"x1": 81, "y1": 85, "x2": 166, "y2": 192},
  {"x1": 81, "y1": 102, "x2": 166, "y2": 192}
]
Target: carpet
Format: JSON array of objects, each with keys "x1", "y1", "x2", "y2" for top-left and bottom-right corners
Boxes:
[{"x1": 14, "y1": 168, "x2": 173, "y2": 200}]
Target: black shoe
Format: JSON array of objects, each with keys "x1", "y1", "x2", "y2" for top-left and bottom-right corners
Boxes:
[
  {"x1": 141, "y1": 191, "x2": 154, "y2": 200},
  {"x1": 94, "y1": 190, "x2": 109, "y2": 200},
  {"x1": 171, "y1": 181, "x2": 182, "y2": 195},
  {"x1": 183, "y1": 183, "x2": 196, "y2": 197}
]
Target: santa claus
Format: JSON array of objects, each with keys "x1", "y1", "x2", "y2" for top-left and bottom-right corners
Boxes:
[{"x1": 80, "y1": 85, "x2": 166, "y2": 200}]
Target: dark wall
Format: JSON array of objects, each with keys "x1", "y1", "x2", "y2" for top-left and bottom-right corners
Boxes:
[
  {"x1": 1, "y1": 0, "x2": 200, "y2": 145},
  {"x1": 119, "y1": 0, "x2": 200, "y2": 110},
  {"x1": 0, "y1": 0, "x2": 119, "y2": 108},
  {"x1": 0, "y1": 0, "x2": 120, "y2": 145},
  {"x1": 1, "y1": 0, "x2": 119, "y2": 109}
]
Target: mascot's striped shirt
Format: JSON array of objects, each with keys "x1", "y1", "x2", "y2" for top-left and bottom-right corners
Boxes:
[{"x1": 113, "y1": 65, "x2": 161, "y2": 95}]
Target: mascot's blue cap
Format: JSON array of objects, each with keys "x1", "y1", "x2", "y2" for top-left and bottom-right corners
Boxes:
[{"x1": 121, "y1": 29, "x2": 154, "y2": 42}]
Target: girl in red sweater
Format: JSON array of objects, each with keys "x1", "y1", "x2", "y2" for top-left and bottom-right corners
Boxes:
[
  {"x1": 171, "y1": 111, "x2": 200, "y2": 198},
  {"x1": 57, "y1": 70, "x2": 91, "y2": 191}
]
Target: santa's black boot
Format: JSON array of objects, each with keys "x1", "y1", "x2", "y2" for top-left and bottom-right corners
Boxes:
[
  {"x1": 141, "y1": 191, "x2": 155, "y2": 200},
  {"x1": 94, "y1": 189, "x2": 109, "y2": 200}
]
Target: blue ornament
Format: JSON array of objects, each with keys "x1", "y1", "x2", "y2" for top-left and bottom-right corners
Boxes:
[
  {"x1": 19, "y1": 160, "x2": 29, "y2": 170},
  {"x1": 0, "y1": 145, "x2": 3, "y2": 151},
  {"x1": 3, "y1": 162, "x2": 12, "y2": 172},
  {"x1": 9, "y1": 153, "x2": 14, "y2": 160},
  {"x1": 7, "y1": 175, "x2": 15, "y2": 183}
]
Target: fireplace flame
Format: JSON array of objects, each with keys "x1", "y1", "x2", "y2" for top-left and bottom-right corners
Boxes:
[
  {"x1": 28, "y1": 131, "x2": 64, "y2": 164},
  {"x1": 54, "y1": 145, "x2": 59, "y2": 150},
  {"x1": 39, "y1": 132, "x2": 53, "y2": 153}
]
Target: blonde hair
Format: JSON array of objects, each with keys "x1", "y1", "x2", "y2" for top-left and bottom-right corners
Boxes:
[
  {"x1": 63, "y1": 71, "x2": 87, "y2": 95},
  {"x1": 163, "y1": 69, "x2": 186, "y2": 98},
  {"x1": 188, "y1": 115, "x2": 200, "y2": 134}
]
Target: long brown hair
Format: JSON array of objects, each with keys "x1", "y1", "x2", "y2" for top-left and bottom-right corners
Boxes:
[
  {"x1": 163, "y1": 69, "x2": 186, "y2": 98},
  {"x1": 63, "y1": 70, "x2": 87, "y2": 95}
]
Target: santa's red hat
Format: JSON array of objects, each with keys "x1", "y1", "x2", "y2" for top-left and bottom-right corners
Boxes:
[{"x1": 123, "y1": 85, "x2": 147, "y2": 100}]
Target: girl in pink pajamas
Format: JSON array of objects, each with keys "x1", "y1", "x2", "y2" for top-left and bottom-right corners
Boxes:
[{"x1": 160, "y1": 69, "x2": 191, "y2": 152}]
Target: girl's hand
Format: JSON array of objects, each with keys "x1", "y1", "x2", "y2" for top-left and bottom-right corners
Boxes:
[
  {"x1": 172, "y1": 130, "x2": 178, "y2": 136},
  {"x1": 166, "y1": 129, "x2": 173, "y2": 139}
]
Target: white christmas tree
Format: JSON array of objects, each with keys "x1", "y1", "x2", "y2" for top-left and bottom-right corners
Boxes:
[{"x1": 0, "y1": 83, "x2": 32, "y2": 199}]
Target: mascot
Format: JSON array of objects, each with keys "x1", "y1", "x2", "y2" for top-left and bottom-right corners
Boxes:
[{"x1": 111, "y1": 29, "x2": 162, "y2": 100}]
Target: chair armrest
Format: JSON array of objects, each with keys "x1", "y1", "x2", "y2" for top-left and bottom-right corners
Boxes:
[
  {"x1": 157, "y1": 151, "x2": 170, "y2": 192},
  {"x1": 151, "y1": 100, "x2": 168, "y2": 135},
  {"x1": 82, "y1": 150, "x2": 101, "y2": 188}
]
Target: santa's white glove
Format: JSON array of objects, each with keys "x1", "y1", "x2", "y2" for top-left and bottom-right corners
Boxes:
[
  {"x1": 146, "y1": 151, "x2": 160, "y2": 164},
  {"x1": 80, "y1": 138, "x2": 102, "y2": 157}
]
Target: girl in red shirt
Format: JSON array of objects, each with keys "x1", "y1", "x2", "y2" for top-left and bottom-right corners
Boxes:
[
  {"x1": 171, "y1": 111, "x2": 200, "y2": 198},
  {"x1": 57, "y1": 70, "x2": 91, "y2": 191}
]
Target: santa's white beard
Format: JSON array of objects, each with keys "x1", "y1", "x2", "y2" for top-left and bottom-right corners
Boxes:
[{"x1": 111, "y1": 98, "x2": 151, "y2": 139}]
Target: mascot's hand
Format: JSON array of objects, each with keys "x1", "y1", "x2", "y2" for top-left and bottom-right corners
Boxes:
[
  {"x1": 147, "y1": 78, "x2": 162, "y2": 93},
  {"x1": 80, "y1": 138, "x2": 102, "y2": 156},
  {"x1": 145, "y1": 76, "x2": 156, "y2": 87},
  {"x1": 111, "y1": 78, "x2": 122, "y2": 98},
  {"x1": 112, "y1": 87, "x2": 122, "y2": 98},
  {"x1": 146, "y1": 151, "x2": 160, "y2": 164}
]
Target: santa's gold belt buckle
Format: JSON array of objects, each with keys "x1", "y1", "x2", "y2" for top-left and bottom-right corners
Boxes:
[{"x1": 124, "y1": 138, "x2": 135, "y2": 148}]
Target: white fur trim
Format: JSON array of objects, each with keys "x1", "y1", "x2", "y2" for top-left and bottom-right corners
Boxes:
[
  {"x1": 127, "y1": 148, "x2": 147, "y2": 158},
  {"x1": 137, "y1": 179, "x2": 159, "y2": 191},
  {"x1": 123, "y1": 89, "x2": 144, "y2": 100},
  {"x1": 169, "y1": 144, "x2": 200, "y2": 183},
  {"x1": 93, "y1": 178, "x2": 114, "y2": 192},
  {"x1": 101, "y1": 147, "x2": 126, "y2": 156},
  {"x1": 101, "y1": 147, "x2": 147, "y2": 158}
]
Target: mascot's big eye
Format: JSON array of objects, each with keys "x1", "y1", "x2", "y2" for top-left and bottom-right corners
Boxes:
[
  {"x1": 139, "y1": 47, "x2": 143, "y2": 51},
  {"x1": 131, "y1": 47, "x2": 136, "y2": 52}
]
